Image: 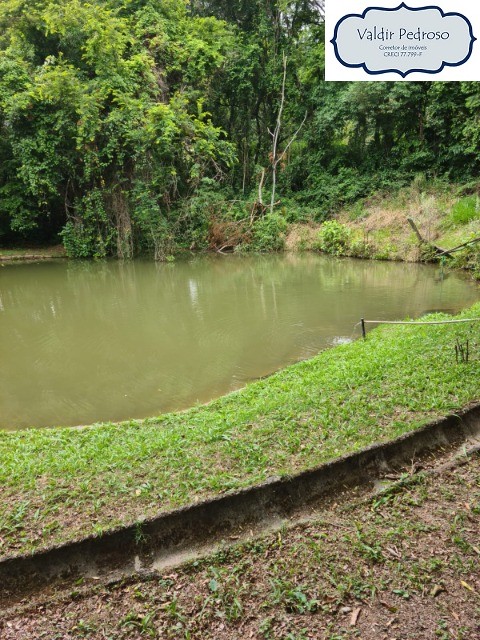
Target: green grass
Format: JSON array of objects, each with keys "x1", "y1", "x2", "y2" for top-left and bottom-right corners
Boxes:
[
  {"x1": 449, "y1": 196, "x2": 480, "y2": 226},
  {"x1": 1, "y1": 304, "x2": 480, "y2": 558},
  {"x1": 5, "y1": 453, "x2": 479, "y2": 639},
  {"x1": 0, "y1": 246, "x2": 65, "y2": 258}
]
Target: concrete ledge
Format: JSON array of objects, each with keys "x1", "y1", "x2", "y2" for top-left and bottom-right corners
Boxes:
[{"x1": 1, "y1": 404, "x2": 479, "y2": 606}]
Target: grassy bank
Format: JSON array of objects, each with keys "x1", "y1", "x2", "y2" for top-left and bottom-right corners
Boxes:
[
  {"x1": 3, "y1": 453, "x2": 479, "y2": 639},
  {"x1": 1, "y1": 305, "x2": 480, "y2": 559},
  {"x1": 0, "y1": 246, "x2": 66, "y2": 261},
  {"x1": 286, "y1": 182, "x2": 480, "y2": 278}
]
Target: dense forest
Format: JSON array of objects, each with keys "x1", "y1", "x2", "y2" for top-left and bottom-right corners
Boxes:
[{"x1": 1, "y1": 0, "x2": 480, "y2": 258}]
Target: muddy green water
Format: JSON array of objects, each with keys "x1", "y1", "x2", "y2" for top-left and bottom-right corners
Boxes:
[{"x1": 1, "y1": 254, "x2": 478, "y2": 430}]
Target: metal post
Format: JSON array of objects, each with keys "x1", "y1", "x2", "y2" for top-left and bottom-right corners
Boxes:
[{"x1": 361, "y1": 318, "x2": 366, "y2": 340}]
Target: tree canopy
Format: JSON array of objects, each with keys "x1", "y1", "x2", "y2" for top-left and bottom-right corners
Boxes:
[{"x1": 1, "y1": 0, "x2": 479, "y2": 256}]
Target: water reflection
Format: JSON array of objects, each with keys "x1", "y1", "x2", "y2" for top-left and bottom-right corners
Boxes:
[{"x1": 0, "y1": 254, "x2": 478, "y2": 430}]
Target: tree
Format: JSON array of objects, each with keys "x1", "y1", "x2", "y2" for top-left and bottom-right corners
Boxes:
[{"x1": 0, "y1": 0, "x2": 236, "y2": 256}]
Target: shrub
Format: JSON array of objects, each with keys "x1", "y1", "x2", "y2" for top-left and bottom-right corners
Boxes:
[
  {"x1": 449, "y1": 241, "x2": 480, "y2": 280},
  {"x1": 349, "y1": 236, "x2": 373, "y2": 259},
  {"x1": 347, "y1": 200, "x2": 367, "y2": 221},
  {"x1": 317, "y1": 220, "x2": 351, "y2": 256},
  {"x1": 250, "y1": 214, "x2": 288, "y2": 252},
  {"x1": 60, "y1": 190, "x2": 113, "y2": 258},
  {"x1": 60, "y1": 221, "x2": 109, "y2": 259}
]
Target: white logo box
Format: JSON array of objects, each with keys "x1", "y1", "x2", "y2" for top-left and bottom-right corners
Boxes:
[{"x1": 325, "y1": 0, "x2": 480, "y2": 81}]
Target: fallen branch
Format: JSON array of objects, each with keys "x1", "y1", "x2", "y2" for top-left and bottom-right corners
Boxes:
[
  {"x1": 407, "y1": 217, "x2": 424, "y2": 244},
  {"x1": 436, "y1": 236, "x2": 480, "y2": 257},
  {"x1": 406, "y1": 217, "x2": 449, "y2": 256},
  {"x1": 216, "y1": 244, "x2": 234, "y2": 254}
]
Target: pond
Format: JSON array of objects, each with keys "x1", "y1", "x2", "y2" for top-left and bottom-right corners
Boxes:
[{"x1": 1, "y1": 254, "x2": 478, "y2": 430}]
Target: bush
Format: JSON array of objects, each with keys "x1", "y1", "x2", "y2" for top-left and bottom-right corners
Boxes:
[
  {"x1": 60, "y1": 189, "x2": 114, "y2": 258},
  {"x1": 347, "y1": 201, "x2": 367, "y2": 222},
  {"x1": 250, "y1": 213, "x2": 288, "y2": 252},
  {"x1": 317, "y1": 220, "x2": 351, "y2": 256},
  {"x1": 60, "y1": 221, "x2": 108, "y2": 258},
  {"x1": 176, "y1": 186, "x2": 233, "y2": 250},
  {"x1": 449, "y1": 241, "x2": 480, "y2": 280}
]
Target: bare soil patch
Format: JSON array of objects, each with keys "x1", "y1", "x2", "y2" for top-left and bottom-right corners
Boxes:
[{"x1": 2, "y1": 452, "x2": 479, "y2": 639}]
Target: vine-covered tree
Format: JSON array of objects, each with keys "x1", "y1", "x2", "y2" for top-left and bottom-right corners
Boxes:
[{"x1": 0, "y1": 0, "x2": 236, "y2": 256}]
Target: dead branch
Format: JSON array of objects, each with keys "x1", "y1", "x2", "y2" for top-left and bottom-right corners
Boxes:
[
  {"x1": 436, "y1": 236, "x2": 480, "y2": 257},
  {"x1": 406, "y1": 217, "x2": 449, "y2": 256},
  {"x1": 270, "y1": 53, "x2": 307, "y2": 215},
  {"x1": 270, "y1": 53, "x2": 287, "y2": 215}
]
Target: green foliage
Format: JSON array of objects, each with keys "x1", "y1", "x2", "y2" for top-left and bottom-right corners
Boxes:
[
  {"x1": 301, "y1": 169, "x2": 380, "y2": 217},
  {"x1": 317, "y1": 221, "x2": 351, "y2": 256},
  {"x1": 60, "y1": 222, "x2": 96, "y2": 259},
  {"x1": 270, "y1": 578, "x2": 319, "y2": 614},
  {"x1": 60, "y1": 189, "x2": 112, "y2": 258},
  {"x1": 448, "y1": 242, "x2": 480, "y2": 280},
  {"x1": 119, "y1": 611, "x2": 157, "y2": 637},
  {"x1": 0, "y1": 0, "x2": 236, "y2": 255},
  {"x1": 449, "y1": 196, "x2": 480, "y2": 226},
  {"x1": 2, "y1": 0, "x2": 480, "y2": 253},
  {"x1": 176, "y1": 184, "x2": 234, "y2": 250},
  {"x1": 347, "y1": 200, "x2": 367, "y2": 222},
  {"x1": 250, "y1": 213, "x2": 288, "y2": 252}
]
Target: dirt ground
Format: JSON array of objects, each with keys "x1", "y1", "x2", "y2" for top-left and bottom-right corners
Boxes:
[{"x1": 1, "y1": 450, "x2": 479, "y2": 640}]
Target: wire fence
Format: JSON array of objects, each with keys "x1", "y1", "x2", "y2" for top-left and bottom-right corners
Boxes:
[{"x1": 359, "y1": 317, "x2": 480, "y2": 340}]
